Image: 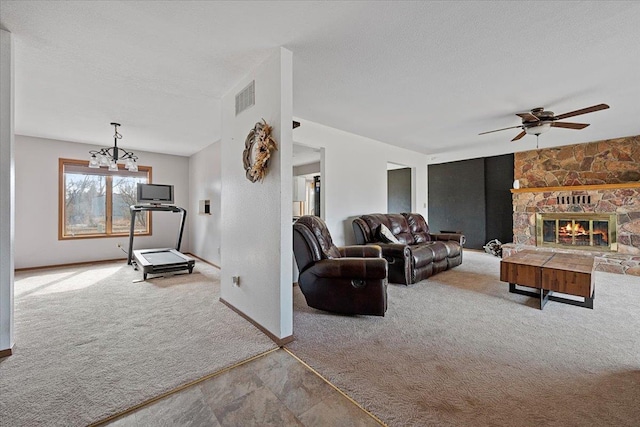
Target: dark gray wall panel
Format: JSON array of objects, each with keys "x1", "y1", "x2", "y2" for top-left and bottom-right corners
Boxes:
[
  {"x1": 428, "y1": 155, "x2": 514, "y2": 250},
  {"x1": 428, "y1": 158, "x2": 486, "y2": 249},
  {"x1": 388, "y1": 168, "x2": 411, "y2": 213},
  {"x1": 485, "y1": 154, "x2": 514, "y2": 244}
]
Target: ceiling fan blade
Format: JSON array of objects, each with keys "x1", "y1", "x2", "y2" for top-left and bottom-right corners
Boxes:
[
  {"x1": 479, "y1": 125, "x2": 523, "y2": 135},
  {"x1": 554, "y1": 103, "x2": 609, "y2": 120},
  {"x1": 516, "y1": 112, "x2": 539, "y2": 122},
  {"x1": 551, "y1": 122, "x2": 590, "y2": 130},
  {"x1": 511, "y1": 130, "x2": 526, "y2": 141}
]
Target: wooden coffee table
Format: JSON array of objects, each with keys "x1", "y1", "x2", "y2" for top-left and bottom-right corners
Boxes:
[{"x1": 500, "y1": 250, "x2": 595, "y2": 310}]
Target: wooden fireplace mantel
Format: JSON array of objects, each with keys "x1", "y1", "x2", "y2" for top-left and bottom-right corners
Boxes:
[{"x1": 511, "y1": 182, "x2": 640, "y2": 194}]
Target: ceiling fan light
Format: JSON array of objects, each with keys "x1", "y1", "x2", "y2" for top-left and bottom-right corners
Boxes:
[{"x1": 525, "y1": 122, "x2": 551, "y2": 135}]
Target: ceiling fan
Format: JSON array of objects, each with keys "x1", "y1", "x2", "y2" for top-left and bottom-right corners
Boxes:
[{"x1": 479, "y1": 103, "x2": 610, "y2": 142}]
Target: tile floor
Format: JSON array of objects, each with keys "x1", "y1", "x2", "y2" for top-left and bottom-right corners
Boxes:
[{"x1": 103, "y1": 348, "x2": 382, "y2": 427}]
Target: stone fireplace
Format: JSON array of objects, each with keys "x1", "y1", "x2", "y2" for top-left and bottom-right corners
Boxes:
[{"x1": 503, "y1": 135, "x2": 640, "y2": 276}]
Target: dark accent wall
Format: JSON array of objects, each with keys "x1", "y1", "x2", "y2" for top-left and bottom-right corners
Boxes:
[
  {"x1": 428, "y1": 158, "x2": 486, "y2": 249},
  {"x1": 485, "y1": 155, "x2": 515, "y2": 244},
  {"x1": 428, "y1": 154, "x2": 514, "y2": 249},
  {"x1": 387, "y1": 168, "x2": 411, "y2": 213}
]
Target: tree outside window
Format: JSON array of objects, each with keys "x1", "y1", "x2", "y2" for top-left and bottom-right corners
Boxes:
[{"x1": 59, "y1": 159, "x2": 152, "y2": 239}]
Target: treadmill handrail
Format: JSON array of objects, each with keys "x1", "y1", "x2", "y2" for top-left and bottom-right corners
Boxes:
[{"x1": 127, "y1": 204, "x2": 188, "y2": 265}]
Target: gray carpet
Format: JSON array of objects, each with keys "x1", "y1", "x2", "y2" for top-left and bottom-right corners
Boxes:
[
  {"x1": 287, "y1": 251, "x2": 640, "y2": 427},
  {"x1": 1, "y1": 261, "x2": 277, "y2": 426}
]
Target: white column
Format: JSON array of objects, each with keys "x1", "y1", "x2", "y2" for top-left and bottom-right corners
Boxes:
[
  {"x1": 0, "y1": 29, "x2": 15, "y2": 355},
  {"x1": 220, "y1": 47, "x2": 293, "y2": 341}
]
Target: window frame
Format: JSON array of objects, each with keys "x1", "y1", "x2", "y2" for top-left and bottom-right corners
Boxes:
[{"x1": 58, "y1": 158, "x2": 153, "y2": 240}]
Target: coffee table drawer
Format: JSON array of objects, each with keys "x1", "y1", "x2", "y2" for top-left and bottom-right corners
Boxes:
[
  {"x1": 542, "y1": 268, "x2": 593, "y2": 298},
  {"x1": 500, "y1": 262, "x2": 541, "y2": 288}
]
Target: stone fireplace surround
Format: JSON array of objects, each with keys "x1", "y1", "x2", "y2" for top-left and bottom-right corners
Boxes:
[{"x1": 503, "y1": 135, "x2": 640, "y2": 276}]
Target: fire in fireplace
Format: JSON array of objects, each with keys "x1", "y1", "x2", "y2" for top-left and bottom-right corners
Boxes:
[{"x1": 536, "y1": 213, "x2": 617, "y2": 251}]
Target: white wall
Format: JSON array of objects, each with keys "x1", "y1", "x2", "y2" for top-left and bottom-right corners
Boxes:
[
  {"x1": 1, "y1": 29, "x2": 15, "y2": 353},
  {"x1": 189, "y1": 141, "x2": 221, "y2": 265},
  {"x1": 14, "y1": 135, "x2": 190, "y2": 269},
  {"x1": 293, "y1": 119, "x2": 429, "y2": 245},
  {"x1": 220, "y1": 47, "x2": 293, "y2": 340}
]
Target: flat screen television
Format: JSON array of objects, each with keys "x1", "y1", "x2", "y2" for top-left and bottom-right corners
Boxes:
[{"x1": 136, "y1": 183, "x2": 174, "y2": 205}]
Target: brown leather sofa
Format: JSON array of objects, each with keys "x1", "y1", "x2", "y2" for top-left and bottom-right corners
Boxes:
[
  {"x1": 293, "y1": 215, "x2": 388, "y2": 316},
  {"x1": 352, "y1": 213, "x2": 464, "y2": 285}
]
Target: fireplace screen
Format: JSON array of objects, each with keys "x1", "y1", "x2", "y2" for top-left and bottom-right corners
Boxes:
[{"x1": 536, "y1": 213, "x2": 617, "y2": 251}]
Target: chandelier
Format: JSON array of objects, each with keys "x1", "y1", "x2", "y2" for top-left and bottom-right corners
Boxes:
[{"x1": 89, "y1": 122, "x2": 138, "y2": 171}]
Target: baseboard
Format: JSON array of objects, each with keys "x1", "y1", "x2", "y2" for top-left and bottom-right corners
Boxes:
[
  {"x1": 16, "y1": 253, "x2": 220, "y2": 273},
  {"x1": 0, "y1": 346, "x2": 14, "y2": 358},
  {"x1": 219, "y1": 298, "x2": 294, "y2": 347},
  {"x1": 15, "y1": 258, "x2": 128, "y2": 272},
  {"x1": 185, "y1": 253, "x2": 220, "y2": 270}
]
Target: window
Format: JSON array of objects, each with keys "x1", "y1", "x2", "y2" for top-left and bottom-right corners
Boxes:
[{"x1": 59, "y1": 159, "x2": 152, "y2": 239}]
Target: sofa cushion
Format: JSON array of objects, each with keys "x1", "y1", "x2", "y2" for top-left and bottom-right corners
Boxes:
[
  {"x1": 360, "y1": 214, "x2": 386, "y2": 241},
  {"x1": 411, "y1": 245, "x2": 435, "y2": 269},
  {"x1": 440, "y1": 241, "x2": 462, "y2": 257},
  {"x1": 403, "y1": 213, "x2": 431, "y2": 243},
  {"x1": 425, "y1": 241, "x2": 449, "y2": 262},
  {"x1": 361, "y1": 214, "x2": 415, "y2": 244}
]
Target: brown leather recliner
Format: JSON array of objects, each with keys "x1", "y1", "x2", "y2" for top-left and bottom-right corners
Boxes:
[
  {"x1": 352, "y1": 213, "x2": 464, "y2": 285},
  {"x1": 293, "y1": 216, "x2": 388, "y2": 316}
]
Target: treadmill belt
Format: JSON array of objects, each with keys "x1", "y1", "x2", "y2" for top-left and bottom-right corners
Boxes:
[{"x1": 141, "y1": 251, "x2": 188, "y2": 265}]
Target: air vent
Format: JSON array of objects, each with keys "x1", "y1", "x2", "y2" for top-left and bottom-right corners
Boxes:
[
  {"x1": 235, "y1": 80, "x2": 255, "y2": 116},
  {"x1": 557, "y1": 195, "x2": 591, "y2": 205}
]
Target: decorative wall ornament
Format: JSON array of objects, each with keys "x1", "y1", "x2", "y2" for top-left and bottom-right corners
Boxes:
[{"x1": 243, "y1": 119, "x2": 278, "y2": 183}]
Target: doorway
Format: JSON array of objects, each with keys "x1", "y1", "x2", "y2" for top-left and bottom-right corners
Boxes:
[
  {"x1": 292, "y1": 144, "x2": 322, "y2": 219},
  {"x1": 387, "y1": 162, "x2": 412, "y2": 213}
]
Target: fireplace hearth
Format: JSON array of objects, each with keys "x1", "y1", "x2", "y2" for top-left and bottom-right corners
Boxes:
[{"x1": 536, "y1": 213, "x2": 617, "y2": 252}]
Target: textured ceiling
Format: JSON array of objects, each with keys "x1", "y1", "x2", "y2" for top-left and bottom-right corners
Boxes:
[{"x1": 1, "y1": 1, "x2": 639, "y2": 159}]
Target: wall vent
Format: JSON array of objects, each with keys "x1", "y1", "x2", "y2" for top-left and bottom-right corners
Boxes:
[
  {"x1": 235, "y1": 80, "x2": 255, "y2": 116},
  {"x1": 557, "y1": 195, "x2": 591, "y2": 205}
]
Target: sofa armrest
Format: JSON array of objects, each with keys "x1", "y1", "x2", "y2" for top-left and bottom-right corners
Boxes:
[
  {"x1": 375, "y1": 243, "x2": 412, "y2": 258},
  {"x1": 430, "y1": 233, "x2": 466, "y2": 246},
  {"x1": 310, "y1": 258, "x2": 387, "y2": 280},
  {"x1": 339, "y1": 245, "x2": 382, "y2": 258}
]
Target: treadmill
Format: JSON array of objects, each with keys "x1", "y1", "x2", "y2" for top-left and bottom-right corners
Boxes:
[{"x1": 127, "y1": 205, "x2": 195, "y2": 280}]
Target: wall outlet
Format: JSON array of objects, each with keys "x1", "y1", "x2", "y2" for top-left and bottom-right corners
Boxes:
[{"x1": 232, "y1": 276, "x2": 240, "y2": 286}]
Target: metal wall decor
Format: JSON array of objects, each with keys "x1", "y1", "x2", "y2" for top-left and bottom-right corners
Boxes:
[{"x1": 243, "y1": 119, "x2": 278, "y2": 182}]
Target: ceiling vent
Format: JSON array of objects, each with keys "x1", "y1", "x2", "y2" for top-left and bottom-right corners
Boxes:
[{"x1": 235, "y1": 80, "x2": 255, "y2": 116}]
